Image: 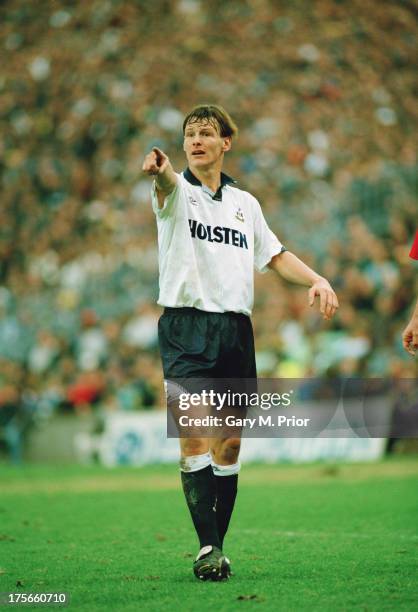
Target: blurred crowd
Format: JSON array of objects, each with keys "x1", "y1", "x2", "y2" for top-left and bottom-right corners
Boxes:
[{"x1": 0, "y1": 0, "x2": 417, "y2": 435}]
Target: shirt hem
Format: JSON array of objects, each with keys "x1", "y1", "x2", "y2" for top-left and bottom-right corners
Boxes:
[{"x1": 157, "y1": 300, "x2": 251, "y2": 316}]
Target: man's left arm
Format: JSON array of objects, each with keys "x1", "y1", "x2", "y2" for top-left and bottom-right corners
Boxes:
[{"x1": 268, "y1": 251, "x2": 339, "y2": 320}]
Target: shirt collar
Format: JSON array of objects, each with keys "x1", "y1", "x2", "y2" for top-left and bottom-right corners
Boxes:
[{"x1": 183, "y1": 167, "x2": 236, "y2": 201}]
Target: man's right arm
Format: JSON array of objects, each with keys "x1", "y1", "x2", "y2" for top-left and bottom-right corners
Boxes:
[
  {"x1": 402, "y1": 298, "x2": 418, "y2": 356},
  {"x1": 142, "y1": 147, "x2": 177, "y2": 209}
]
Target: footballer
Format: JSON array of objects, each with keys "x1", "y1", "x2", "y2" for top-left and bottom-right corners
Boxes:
[{"x1": 142, "y1": 104, "x2": 339, "y2": 581}]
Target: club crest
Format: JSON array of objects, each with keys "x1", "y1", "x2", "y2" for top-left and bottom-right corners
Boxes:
[{"x1": 235, "y1": 208, "x2": 245, "y2": 222}]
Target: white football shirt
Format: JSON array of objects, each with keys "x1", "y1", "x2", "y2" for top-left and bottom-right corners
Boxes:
[{"x1": 151, "y1": 169, "x2": 285, "y2": 315}]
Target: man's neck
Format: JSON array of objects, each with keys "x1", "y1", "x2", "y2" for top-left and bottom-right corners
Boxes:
[{"x1": 190, "y1": 165, "x2": 222, "y2": 193}]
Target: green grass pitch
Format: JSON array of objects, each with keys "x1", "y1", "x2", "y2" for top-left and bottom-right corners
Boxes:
[{"x1": 0, "y1": 457, "x2": 417, "y2": 611}]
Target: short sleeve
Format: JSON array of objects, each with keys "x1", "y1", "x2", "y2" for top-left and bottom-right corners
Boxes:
[
  {"x1": 409, "y1": 230, "x2": 418, "y2": 260},
  {"x1": 252, "y1": 196, "x2": 285, "y2": 273},
  {"x1": 151, "y1": 173, "x2": 181, "y2": 218}
]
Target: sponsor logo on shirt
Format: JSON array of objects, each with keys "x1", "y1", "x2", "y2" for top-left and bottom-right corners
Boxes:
[
  {"x1": 188, "y1": 219, "x2": 248, "y2": 250},
  {"x1": 188, "y1": 196, "x2": 198, "y2": 206}
]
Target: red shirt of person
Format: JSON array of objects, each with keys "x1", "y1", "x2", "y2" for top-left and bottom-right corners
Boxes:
[{"x1": 409, "y1": 230, "x2": 418, "y2": 260}]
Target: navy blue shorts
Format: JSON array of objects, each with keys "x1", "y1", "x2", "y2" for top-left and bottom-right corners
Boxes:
[{"x1": 158, "y1": 307, "x2": 257, "y2": 380}]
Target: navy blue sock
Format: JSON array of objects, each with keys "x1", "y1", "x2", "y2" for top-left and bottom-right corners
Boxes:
[
  {"x1": 181, "y1": 465, "x2": 221, "y2": 549},
  {"x1": 214, "y1": 474, "x2": 238, "y2": 547}
]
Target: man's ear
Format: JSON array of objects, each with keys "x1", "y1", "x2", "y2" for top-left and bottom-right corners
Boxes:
[{"x1": 222, "y1": 137, "x2": 232, "y2": 153}]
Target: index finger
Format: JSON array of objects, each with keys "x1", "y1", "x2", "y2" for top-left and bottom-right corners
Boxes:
[{"x1": 152, "y1": 147, "x2": 165, "y2": 164}]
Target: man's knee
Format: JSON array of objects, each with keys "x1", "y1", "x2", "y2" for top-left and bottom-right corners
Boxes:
[
  {"x1": 180, "y1": 438, "x2": 209, "y2": 457},
  {"x1": 214, "y1": 437, "x2": 241, "y2": 464}
]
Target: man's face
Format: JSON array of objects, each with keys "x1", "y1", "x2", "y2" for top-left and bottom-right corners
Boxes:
[{"x1": 183, "y1": 119, "x2": 231, "y2": 171}]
